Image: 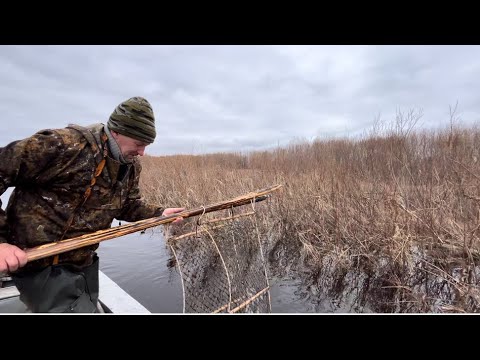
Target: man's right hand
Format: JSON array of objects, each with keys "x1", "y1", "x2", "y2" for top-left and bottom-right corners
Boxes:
[{"x1": 0, "y1": 243, "x2": 27, "y2": 273}]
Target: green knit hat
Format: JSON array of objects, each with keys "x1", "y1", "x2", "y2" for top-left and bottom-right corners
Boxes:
[{"x1": 107, "y1": 96, "x2": 156, "y2": 144}]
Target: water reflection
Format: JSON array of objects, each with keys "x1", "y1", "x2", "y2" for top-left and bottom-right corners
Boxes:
[
  {"x1": 97, "y1": 225, "x2": 313, "y2": 313},
  {"x1": 97, "y1": 227, "x2": 184, "y2": 313}
]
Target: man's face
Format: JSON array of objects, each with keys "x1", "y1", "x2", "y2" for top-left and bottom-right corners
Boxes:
[{"x1": 112, "y1": 132, "x2": 149, "y2": 161}]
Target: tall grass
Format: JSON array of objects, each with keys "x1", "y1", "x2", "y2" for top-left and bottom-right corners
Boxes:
[{"x1": 139, "y1": 114, "x2": 480, "y2": 312}]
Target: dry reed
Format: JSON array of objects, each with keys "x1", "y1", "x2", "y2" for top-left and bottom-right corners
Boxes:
[{"x1": 139, "y1": 112, "x2": 480, "y2": 313}]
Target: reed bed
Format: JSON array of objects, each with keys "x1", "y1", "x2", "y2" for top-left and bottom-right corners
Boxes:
[{"x1": 140, "y1": 114, "x2": 480, "y2": 312}]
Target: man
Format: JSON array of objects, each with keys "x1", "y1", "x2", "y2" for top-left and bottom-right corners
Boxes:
[{"x1": 0, "y1": 96, "x2": 184, "y2": 313}]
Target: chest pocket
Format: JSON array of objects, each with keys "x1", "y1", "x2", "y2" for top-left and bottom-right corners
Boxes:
[
  {"x1": 84, "y1": 180, "x2": 120, "y2": 210},
  {"x1": 84, "y1": 166, "x2": 131, "y2": 212}
]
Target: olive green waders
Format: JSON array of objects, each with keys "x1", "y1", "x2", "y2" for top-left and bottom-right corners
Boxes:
[{"x1": 12, "y1": 254, "x2": 100, "y2": 313}]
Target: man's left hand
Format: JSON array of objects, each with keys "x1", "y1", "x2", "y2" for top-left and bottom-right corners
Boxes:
[{"x1": 162, "y1": 207, "x2": 185, "y2": 224}]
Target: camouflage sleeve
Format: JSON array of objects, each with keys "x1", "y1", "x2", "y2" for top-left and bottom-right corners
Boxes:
[
  {"x1": 0, "y1": 130, "x2": 69, "y2": 243},
  {"x1": 119, "y1": 161, "x2": 164, "y2": 222}
]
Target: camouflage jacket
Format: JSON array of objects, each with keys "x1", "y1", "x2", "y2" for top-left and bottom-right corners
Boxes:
[{"x1": 0, "y1": 123, "x2": 164, "y2": 271}]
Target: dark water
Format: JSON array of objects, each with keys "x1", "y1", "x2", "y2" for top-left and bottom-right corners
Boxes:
[
  {"x1": 97, "y1": 227, "x2": 184, "y2": 313},
  {"x1": 97, "y1": 224, "x2": 314, "y2": 313}
]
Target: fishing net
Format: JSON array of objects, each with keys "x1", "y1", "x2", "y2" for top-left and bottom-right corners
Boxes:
[
  {"x1": 165, "y1": 205, "x2": 271, "y2": 313},
  {"x1": 22, "y1": 185, "x2": 280, "y2": 314}
]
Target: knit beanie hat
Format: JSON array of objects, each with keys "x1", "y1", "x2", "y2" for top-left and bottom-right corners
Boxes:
[{"x1": 107, "y1": 96, "x2": 156, "y2": 144}]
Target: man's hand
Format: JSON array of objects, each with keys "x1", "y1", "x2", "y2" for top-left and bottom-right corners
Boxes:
[
  {"x1": 162, "y1": 207, "x2": 185, "y2": 224},
  {"x1": 0, "y1": 243, "x2": 27, "y2": 273}
]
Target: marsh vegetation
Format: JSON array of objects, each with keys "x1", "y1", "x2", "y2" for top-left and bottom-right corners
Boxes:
[{"x1": 139, "y1": 110, "x2": 480, "y2": 313}]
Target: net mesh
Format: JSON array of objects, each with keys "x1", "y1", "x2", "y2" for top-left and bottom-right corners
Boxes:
[{"x1": 166, "y1": 208, "x2": 271, "y2": 313}]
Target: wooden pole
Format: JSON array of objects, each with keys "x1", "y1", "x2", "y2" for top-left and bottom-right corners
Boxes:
[
  {"x1": 25, "y1": 184, "x2": 282, "y2": 262},
  {"x1": 229, "y1": 286, "x2": 270, "y2": 313}
]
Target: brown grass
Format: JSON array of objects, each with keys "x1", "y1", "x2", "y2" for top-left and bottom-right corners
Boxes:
[{"x1": 139, "y1": 114, "x2": 480, "y2": 313}]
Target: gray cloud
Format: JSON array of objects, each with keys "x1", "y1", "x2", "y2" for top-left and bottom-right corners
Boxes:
[{"x1": 1, "y1": 45, "x2": 480, "y2": 155}]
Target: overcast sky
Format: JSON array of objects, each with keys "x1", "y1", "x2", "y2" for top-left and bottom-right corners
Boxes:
[{"x1": 1, "y1": 45, "x2": 479, "y2": 156}]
